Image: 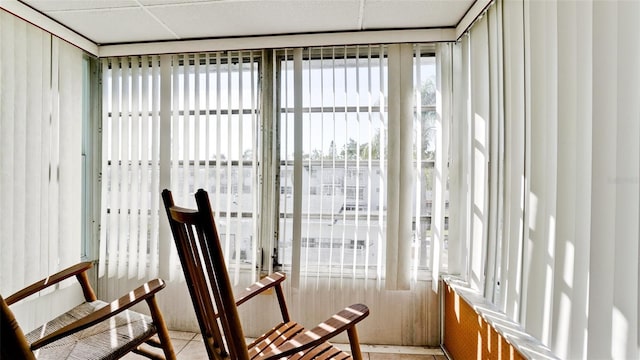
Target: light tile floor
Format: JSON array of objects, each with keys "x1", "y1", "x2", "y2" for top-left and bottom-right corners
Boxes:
[{"x1": 124, "y1": 330, "x2": 447, "y2": 359}]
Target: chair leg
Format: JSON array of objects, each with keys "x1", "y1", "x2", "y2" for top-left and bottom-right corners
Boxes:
[
  {"x1": 146, "y1": 295, "x2": 176, "y2": 360},
  {"x1": 347, "y1": 326, "x2": 363, "y2": 360},
  {"x1": 274, "y1": 284, "x2": 291, "y2": 322}
]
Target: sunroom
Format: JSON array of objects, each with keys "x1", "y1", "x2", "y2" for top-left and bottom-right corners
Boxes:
[{"x1": 1, "y1": 1, "x2": 638, "y2": 359}]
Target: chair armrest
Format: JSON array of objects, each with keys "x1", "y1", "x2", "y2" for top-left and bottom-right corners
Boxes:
[
  {"x1": 259, "y1": 303, "x2": 369, "y2": 360},
  {"x1": 30, "y1": 278, "x2": 166, "y2": 350},
  {"x1": 5, "y1": 262, "x2": 94, "y2": 306},
  {"x1": 235, "y1": 272, "x2": 286, "y2": 307}
]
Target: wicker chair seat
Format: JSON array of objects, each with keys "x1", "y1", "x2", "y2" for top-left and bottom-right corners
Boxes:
[{"x1": 25, "y1": 300, "x2": 156, "y2": 360}]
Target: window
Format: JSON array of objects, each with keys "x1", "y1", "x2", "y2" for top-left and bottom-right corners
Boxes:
[
  {"x1": 82, "y1": 55, "x2": 100, "y2": 261},
  {"x1": 99, "y1": 45, "x2": 444, "y2": 287},
  {"x1": 345, "y1": 186, "x2": 365, "y2": 201},
  {"x1": 100, "y1": 52, "x2": 261, "y2": 281},
  {"x1": 276, "y1": 46, "x2": 439, "y2": 281}
]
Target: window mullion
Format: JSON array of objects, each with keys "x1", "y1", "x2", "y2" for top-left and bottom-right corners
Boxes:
[
  {"x1": 158, "y1": 54, "x2": 172, "y2": 279},
  {"x1": 291, "y1": 48, "x2": 304, "y2": 289},
  {"x1": 258, "y1": 49, "x2": 277, "y2": 275}
]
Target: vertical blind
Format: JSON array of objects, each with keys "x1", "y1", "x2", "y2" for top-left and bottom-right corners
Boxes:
[
  {"x1": 277, "y1": 45, "x2": 440, "y2": 290},
  {"x1": 0, "y1": 9, "x2": 84, "y2": 329},
  {"x1": 0, "y1": 9, "x2": 84, "y2": 293},
  {"x1": 99, "y1": 52, "x2": 261, "y2": 299},
  {"x1": 99, "y1": 55, "x2": 163, "y2": 282},
  {"x1": 449, "y1": 0, "x2": 640, "y2": 358}
]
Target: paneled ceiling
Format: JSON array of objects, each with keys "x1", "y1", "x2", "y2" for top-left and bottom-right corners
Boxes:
[{"x1": 17, "y1": 0, "x2": 476, "y2": 45}]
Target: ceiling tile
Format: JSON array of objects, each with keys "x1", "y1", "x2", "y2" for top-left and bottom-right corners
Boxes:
[
  {"x1": 363, "y1": 0, "x2": 470, "y2": 29},
  {"x1": 47, "y1": 7, "x2": 178, "y2": 44},
  {"x1": 148, "y1": 0, "x2": 362, "y2": 39}
]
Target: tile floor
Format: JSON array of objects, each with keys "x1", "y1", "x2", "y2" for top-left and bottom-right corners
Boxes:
[{"x1": 124, "y1": 330, "x2": 447, "y2": 359}]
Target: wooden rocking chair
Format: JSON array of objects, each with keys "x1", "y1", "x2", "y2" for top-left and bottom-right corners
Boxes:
[
  {"x1": 162, "y1": 188, "x2": 369, "y2": 360},
  {"x1": 0, "y1": 262, "x2": 176, "y2": 360}
]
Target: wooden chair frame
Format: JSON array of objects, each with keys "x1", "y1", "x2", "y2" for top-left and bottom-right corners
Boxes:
[
  {"x1": 162, "y1": 188, "x2": 369, "y2": 360},
  {"x1": 1, "y1": 262, "x2": 176, "y2": 360}
]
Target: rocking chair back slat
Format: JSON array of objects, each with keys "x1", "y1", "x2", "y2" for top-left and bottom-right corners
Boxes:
[{"x1": 163, "y1": 190, "x2": 249, "y2": 360}]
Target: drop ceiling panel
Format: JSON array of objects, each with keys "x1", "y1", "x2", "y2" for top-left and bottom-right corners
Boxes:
[
  {"x1": 362, "y1": 0, "x2": 470, "y2": 29},
  {"x1": 147, "y1": 0, "x2": 362, "y2": 39},
  {"x1": 47, "y1": 7, "x2": 178, "y2": 44}
]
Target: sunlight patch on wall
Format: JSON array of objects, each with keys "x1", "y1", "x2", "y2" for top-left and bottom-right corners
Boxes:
[{"x1": 612, "y1": 307, "x2": 628, "y2": 360}]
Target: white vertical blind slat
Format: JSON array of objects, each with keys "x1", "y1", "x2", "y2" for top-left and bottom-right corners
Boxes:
[
  {"x1": 553, "y1": 3, "x2": 583, "y2": 356},
  {"x1": 182, "y1": 55, "x2": 191, "y2": 198},
  {"x1": 469, "y1": 19, "x2": 490, "y2": 293},
  {"x1": 304, "y1": 48, "x2": 311, "y2": 282},
  {"x1": 611, "y1": 2, "x2": 639, "y2": 356},
  {"x1": 340, "y1": 48, "x2": 348, "y2": 283},
  {"x1": 215, "y1": 53, "x2": 222, "y2": 220},
  {"x1": 484, "y1": 2, "x2": 504, "y2": 303},
  {"x1": 564, "y1": 3, "x2": 591, "y2": 355},
  {"x1": 149, "y1": 56, "x2": 161, "y2": 280},
  {"x1": 204, "y1": 54, "x2": 211, "y2": 207},
  {"x1": 235, "y1": 52, "x2": 244, "y2": 284},
  {"x1": 462, "y1": 35, "x2": 472, "y2": 284},
  {"x1": 352, "y1": 47, "x2": 361, "y2": 281},
  {"x1": 138, "y1": 55, "x2": 151, "y2": 279},
  {"x1": 431, "y1": 44, "x2": 442, "y2": 287},
  {"x1": 0, "y1": 13, "x2": 6, "y2": 291},
  {"x1": 386, "y1": 44, "x2": 400, "y2": 290},
  {"x1": 364, "y1": 46, "x2": 373, "y2": 286},
  {"x1": 49, "y1": 33, "x2": 62, "y2": 275},
  {"x1": 414, "y1": 44, "x2": 423, "y2": 282},
  {"x1": 386, "y1": 43, "x2": 414, "y2": 290},
  {"x1": 315, "y1": 47, "x2": 325, "y2": 287},
  {"x1": 128, "y1": 58, "x2": 141, "y2": 279},
  {"x1": 118, "y1": 57, "x2": 131, "y2": 279},
  {"x1": 56, "y1": 38, "x2": 83, "y2": 269},
  {"x1": 98, "y1": 59, "x2": 109, "y2": 278},
  {"x1": 329, "y1": 48, "x2": 338, "y2": 284},
  {"x1": 13, "y1": 18, "x2": 28, "y2": 288},
  {"x1": 194, "y1": 54, "x2": 202, "y2": 191},
  {"x1": 587, "y1": 2, "x2": 619, "y2": 357},
  {"x1": 497, "y1": 0, "x2": 526, "y2": 320},
  {"x1": 107, "y1": 60, "x2": 120, "y2": 279},
  {"x1": 38, "y1": 29, "x2": 53, "y2": 285},
  {"x1": 397, "y1": 44, "x2": 415, "y2": 291},
  {"x1": 377, "y1": 45, "x2": 386, "y2": 287},
  {"x1": 522, "y1": 0, "x2": 559, "y2": 341},
  {"x1": 171, "y1": 55, "x2": 180, "y2": 205},
  {"x1": 224, "y1": 52, "x2": 233, "y2": 262},
  {"x1": 22, "y1": 24, "x2": 34, "y2": 282},
  {"x1": 25, "y1": 25, "x2": 45, "y2": 284},
  {"x1": 250, "y1": 51, "x2": 258, "y2": 281}
]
